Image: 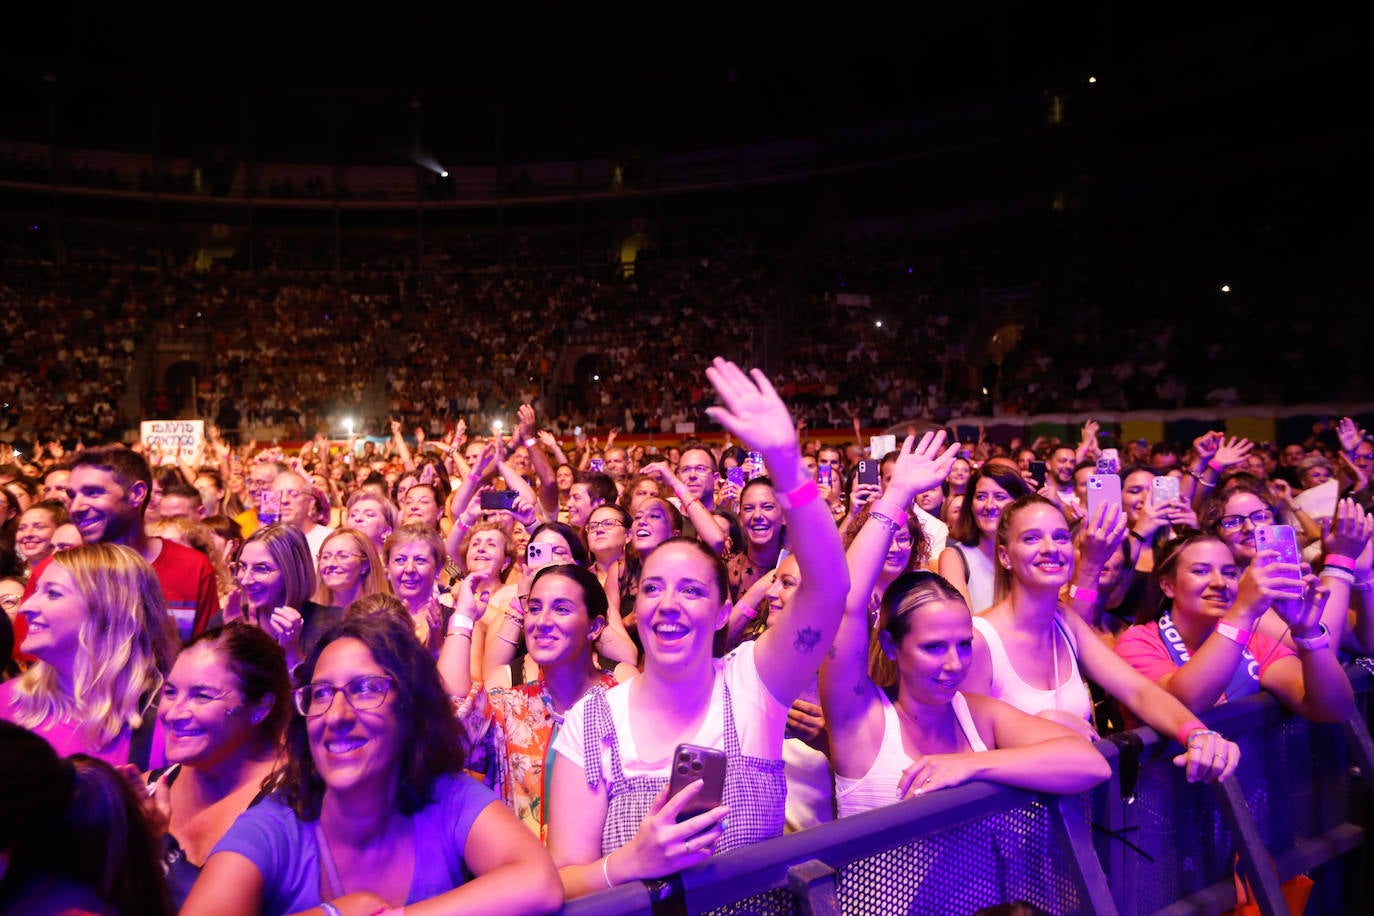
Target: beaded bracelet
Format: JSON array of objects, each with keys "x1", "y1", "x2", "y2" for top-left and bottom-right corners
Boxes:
[{"x1": 1176, "y1": 718, "x2": 1207, "y2": 746}]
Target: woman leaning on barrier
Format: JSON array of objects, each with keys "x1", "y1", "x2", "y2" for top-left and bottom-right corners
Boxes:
[
  {"x1": 821, "y1": 435, "x2": 1110, "y2": 817},
  {"x1": 964, "y1": 496, "x2": 1242, "y2": 783},
  {"x1": 1113, "y1": 526, "x2": 1356, "y2": 724}
]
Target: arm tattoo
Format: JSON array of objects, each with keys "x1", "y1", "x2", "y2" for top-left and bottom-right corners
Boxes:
[{"x1": 793, "y1": 627, "x2": 822, "y2": 653}]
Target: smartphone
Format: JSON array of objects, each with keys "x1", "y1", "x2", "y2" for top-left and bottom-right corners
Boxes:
[
  {"x1": 1151, "y1": 475, "x2": 1180, "y2": 505},
  {"x1": 747, "y1": 451, "x2": 764, "y2": 479},
  {"x1": 479, "y1": 489, "x2": 520, "y2": 511},
  {"x1": 817, "y1": 465, "x2": 834, "y2": 489},
  {"x1": 526, "y1": 541, "x2": 555, "y2": 571},
  {"x1": 726, "y1": 466, "x2": 746, "y2": 488},
  {"x1": 574, "y1": 426, "x2": 582, "y2": 436},
  {"x1": 666, "y1": 743, "x2": 728, "y2": 823},
  {"x1": 1255, "y1": 524, "x2": 1301, "y2": 614},
  {"x1": 1096, "y1": 449, "x2": 1120, "y2": 475},
  {"x1": 857, "y1": 459, "x2": 880, "y2": 488},
  {"x1": 1085, "y1": 474, "x2": 1122, "y2": 524},
  {"x1": 1028, "y1": 460, "x2": 1047, "y2": 489},
  {"x1": 589, "y1": 458, "x2": 605, "y2": 472},
  {"x1": 257, "y1": 489, "x2": 282, "y2": 527},
  {"x1": 1255, "y1": 524, "x2": 1300, "y2": 566}
]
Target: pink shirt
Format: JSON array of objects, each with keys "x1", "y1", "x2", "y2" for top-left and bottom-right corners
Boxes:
[{"x1": 0, "y1": 678, "x2": 165, "y2": 768}]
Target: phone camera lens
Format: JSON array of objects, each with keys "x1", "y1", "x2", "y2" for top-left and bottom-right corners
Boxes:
[
  {"x1": 676, "y1": 764, "x2": 690, "y2": 775},
  {"x1": 691, "y1": 760, "x2": 703, "y2": 771}
]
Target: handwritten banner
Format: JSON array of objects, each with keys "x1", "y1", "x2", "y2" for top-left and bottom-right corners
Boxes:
[{"x1": 140, "y1": 420, "x2": 204, "y2": 464}]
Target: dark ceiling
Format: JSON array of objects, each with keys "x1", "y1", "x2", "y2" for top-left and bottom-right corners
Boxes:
[{"x1": 0, "y1": 5, "x2": 1359, "y2": 165}]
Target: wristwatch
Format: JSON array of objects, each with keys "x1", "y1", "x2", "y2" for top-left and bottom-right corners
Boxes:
[{"x1": 1291, "y1": 624, "x2": 1330, "y2": 652}]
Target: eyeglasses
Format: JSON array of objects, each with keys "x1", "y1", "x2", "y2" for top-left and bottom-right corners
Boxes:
[
  {"x1": 158, "y1": 685, "x2": 236, "y2": 708},
  {"x1": 678, "y1": 465, "x2": 713, "y2": 477},
  {"x1": 292, "y1": 675, "x2": 394, "y2": 717},
  {"x1": 319, "y1": 551, "x2": 364, "y2": 564},
  {"x1": 232, "y1": 562, "x2": 280, "y2": 580},
  {"x1": 585, "y1": 519, "x2": 627, "y2": 532},
  {"x1": 1217, "y1": 509, "x2": 1275, "y2": 532},
  {"x1": 0, "y1": 594, "x2": 22, "y2": 611}
]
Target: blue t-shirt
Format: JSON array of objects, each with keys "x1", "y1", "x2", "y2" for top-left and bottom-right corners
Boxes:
[{"x1": 211, "y1": 774, "x2": 497, "y2": 915}]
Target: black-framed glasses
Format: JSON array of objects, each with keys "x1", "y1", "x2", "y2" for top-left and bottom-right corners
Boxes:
[
  {"x1": 1217, "y1": 508, "x2": 1275, "y2": 532},
  {"x1": 292, "y1": 675, "x2": 395, "y2": 717}
]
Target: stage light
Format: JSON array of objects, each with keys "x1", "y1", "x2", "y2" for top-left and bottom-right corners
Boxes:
[
  {"x1": 1221, "y1": 284, "x2": 1230, "y2": 293},
  {"x1": 440, "y1": 170, "x2": 449, "y2": 178},
  {"x1": 1088, "y1": 76, "x2": 1097, "y2": 84}
]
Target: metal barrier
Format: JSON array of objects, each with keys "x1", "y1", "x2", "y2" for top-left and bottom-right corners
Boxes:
[{"x1": 561, "y1": 666, "x2": 1374, "y2": 915}]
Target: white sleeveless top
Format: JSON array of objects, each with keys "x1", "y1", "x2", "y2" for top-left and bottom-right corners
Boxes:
[
  {"x1": 971, "y1": 613, "x2": 1094, "y2": 724},
  {"x1": 835, "y1": 691, "x2": 987, "y2": 818},
  {"x1": 954, "y1": 543, "x2": 997, "y2": 613}
]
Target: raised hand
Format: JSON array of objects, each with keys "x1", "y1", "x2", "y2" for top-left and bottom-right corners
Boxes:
[
  {"x1": 1323, "y1": 498, "x2": 1374, "y2": 561},
  {"x1": 1077, "y1": 500, "x2": 1128, "y2": 574},
  {"x1": 704, "y1": 358, "x2": 798, "y2": 459},
  {"x1": 1337, "y1": 417, "x2": 1367, "y2": 455},
  {"x1": 1211, "y1": 436, "x2": 1254, "y2": 470},
  {"x1": 517, "y1": 404, "x2": 538, "y2": 440},
  {"x1": 882, "y1": 431, "x2": 960, "y2": 506}
]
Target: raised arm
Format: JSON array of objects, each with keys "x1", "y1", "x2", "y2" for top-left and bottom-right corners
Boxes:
[
  {"x1": 391, "y1": 419, "x2": 415, "y2": 472},
  {"x1": 704, "y1": 358, "x2": 849, "y2": 704},
  {"x1": 642, "y1": 460, "x2": 728, "y2": 554},
  {"x1": 824, "y1": 432, "x2": 958, "y2": 734}
]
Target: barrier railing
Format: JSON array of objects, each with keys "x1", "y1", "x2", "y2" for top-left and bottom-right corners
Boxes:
[{"x1": 561, "y1": 665, "x2": 1374, "y2": 915}]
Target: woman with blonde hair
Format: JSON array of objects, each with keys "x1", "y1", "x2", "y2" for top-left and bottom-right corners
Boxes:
[
  {"x1": 383, "y1": 522, "x2": 452, "y2": 655},
  {"x1": 313, "y1": 527, "x2": 387, "y2": 609},
  {"x1": 1, "y1": 543, "x2": 176, "y2": 766}
]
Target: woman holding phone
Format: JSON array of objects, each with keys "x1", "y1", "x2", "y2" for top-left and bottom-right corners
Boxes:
[
  {"x1": 1114, "y1": 530, "x2": 1353, "y2": 722},
  {"x1": 547, "y1": 358, "x2": 850, "y2": 898},
  {"x1": 964, "y1": 495, "x2": 1242, "y2": 783},
  {"x1": 724, "y1": 477, "x2": 787, "y2": 602}
]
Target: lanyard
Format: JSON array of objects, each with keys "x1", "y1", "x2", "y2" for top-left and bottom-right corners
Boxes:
[{"x1": 1157, "y1": 611, "x2": 1259, "y2": 702}]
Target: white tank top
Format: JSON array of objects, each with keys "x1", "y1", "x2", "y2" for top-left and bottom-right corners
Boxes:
[
  {"x1": 835, "y1": 691, "x2": 987, "y2": 818},
  {"x1": 954, "y1": 543, "x2": 997, "y2": 613},
  {"x1": 971, "y1": 613, "x2": 1094, "y2": 724}
]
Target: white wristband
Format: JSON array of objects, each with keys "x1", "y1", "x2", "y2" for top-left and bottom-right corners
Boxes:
[{"x1": 446, "y1": 614, "x2": 475, "y2": 638}]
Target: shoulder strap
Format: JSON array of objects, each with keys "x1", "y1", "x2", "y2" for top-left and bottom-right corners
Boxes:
[
  {"x1": 127, "y1": 693, "x2": 160, "y2": 771},
  {"x1": 955, "y1": 544, "x2": 971, "y2": 584}
]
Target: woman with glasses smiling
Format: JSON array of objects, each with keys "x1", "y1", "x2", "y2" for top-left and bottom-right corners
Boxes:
[
  {"x1": 144, "y1": 623, "x2": 290, "y2": 910},
  {"x1": 182, "y1": 613, "x2": 563, "y2": 916},
  {"x1": 1200, "y1": 482, "x2": 1282, "y2": 572},
  {"x1": 313, "y1": 528, "x2": 387, "y2": 611}
]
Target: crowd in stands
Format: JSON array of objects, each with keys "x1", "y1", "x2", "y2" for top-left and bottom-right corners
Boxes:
[
  {"x1": 2, "y1": 345, "x2": 1372, "y2": 911},
  {"x1": 3, "y1": 182, "x2": 1370, "y2": 456}
]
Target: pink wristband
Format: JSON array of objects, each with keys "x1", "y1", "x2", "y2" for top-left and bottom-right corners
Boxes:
[
  {"x1": 776, "y1": 478, "x2": 820, "y2": 510},
  {"x1": 1323, "y1": 554, "x2": 1356, "y2": 572},
  {"x1": 1068, "y1": 583, "x2": 1099, "y2": 602},
  {"x1": 1206, "y1": 460, "x2": 1225, "y2": 474},
  {"x1": 1176, "y1": 718, "x2": 1207, "y2": 746}
]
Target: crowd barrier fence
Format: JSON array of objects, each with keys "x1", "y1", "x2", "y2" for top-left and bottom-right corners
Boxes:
[{"x1": 559, "y1": 664, "x2": 1374, "y2": 916}]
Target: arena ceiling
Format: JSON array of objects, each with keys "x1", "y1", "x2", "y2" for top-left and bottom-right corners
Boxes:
[{"x1": 0, "y1": 5, "x2": 1358, "y2": 165}]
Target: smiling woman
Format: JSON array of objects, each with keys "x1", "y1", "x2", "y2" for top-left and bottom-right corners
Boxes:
[
  {"x1": 546, "y1": 358, "x2": 851, "y2": 900},
  {"x1": 146, "y1": 623, "x2": 290, "y2": 909},
  {"x1": 0, "y1": 543, "x2": 176, "y2": 766},
  {"x1": 180, "y1": 613, "x2": 563, "y2": 916}
]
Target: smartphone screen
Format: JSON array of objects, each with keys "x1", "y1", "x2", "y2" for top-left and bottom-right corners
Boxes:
[
  {"x1": 589, "y1": 458, "x2": 605, "y2": 472},
  {"x1": 726, "y1": 466, "x2": 746, "y2": 488}
]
